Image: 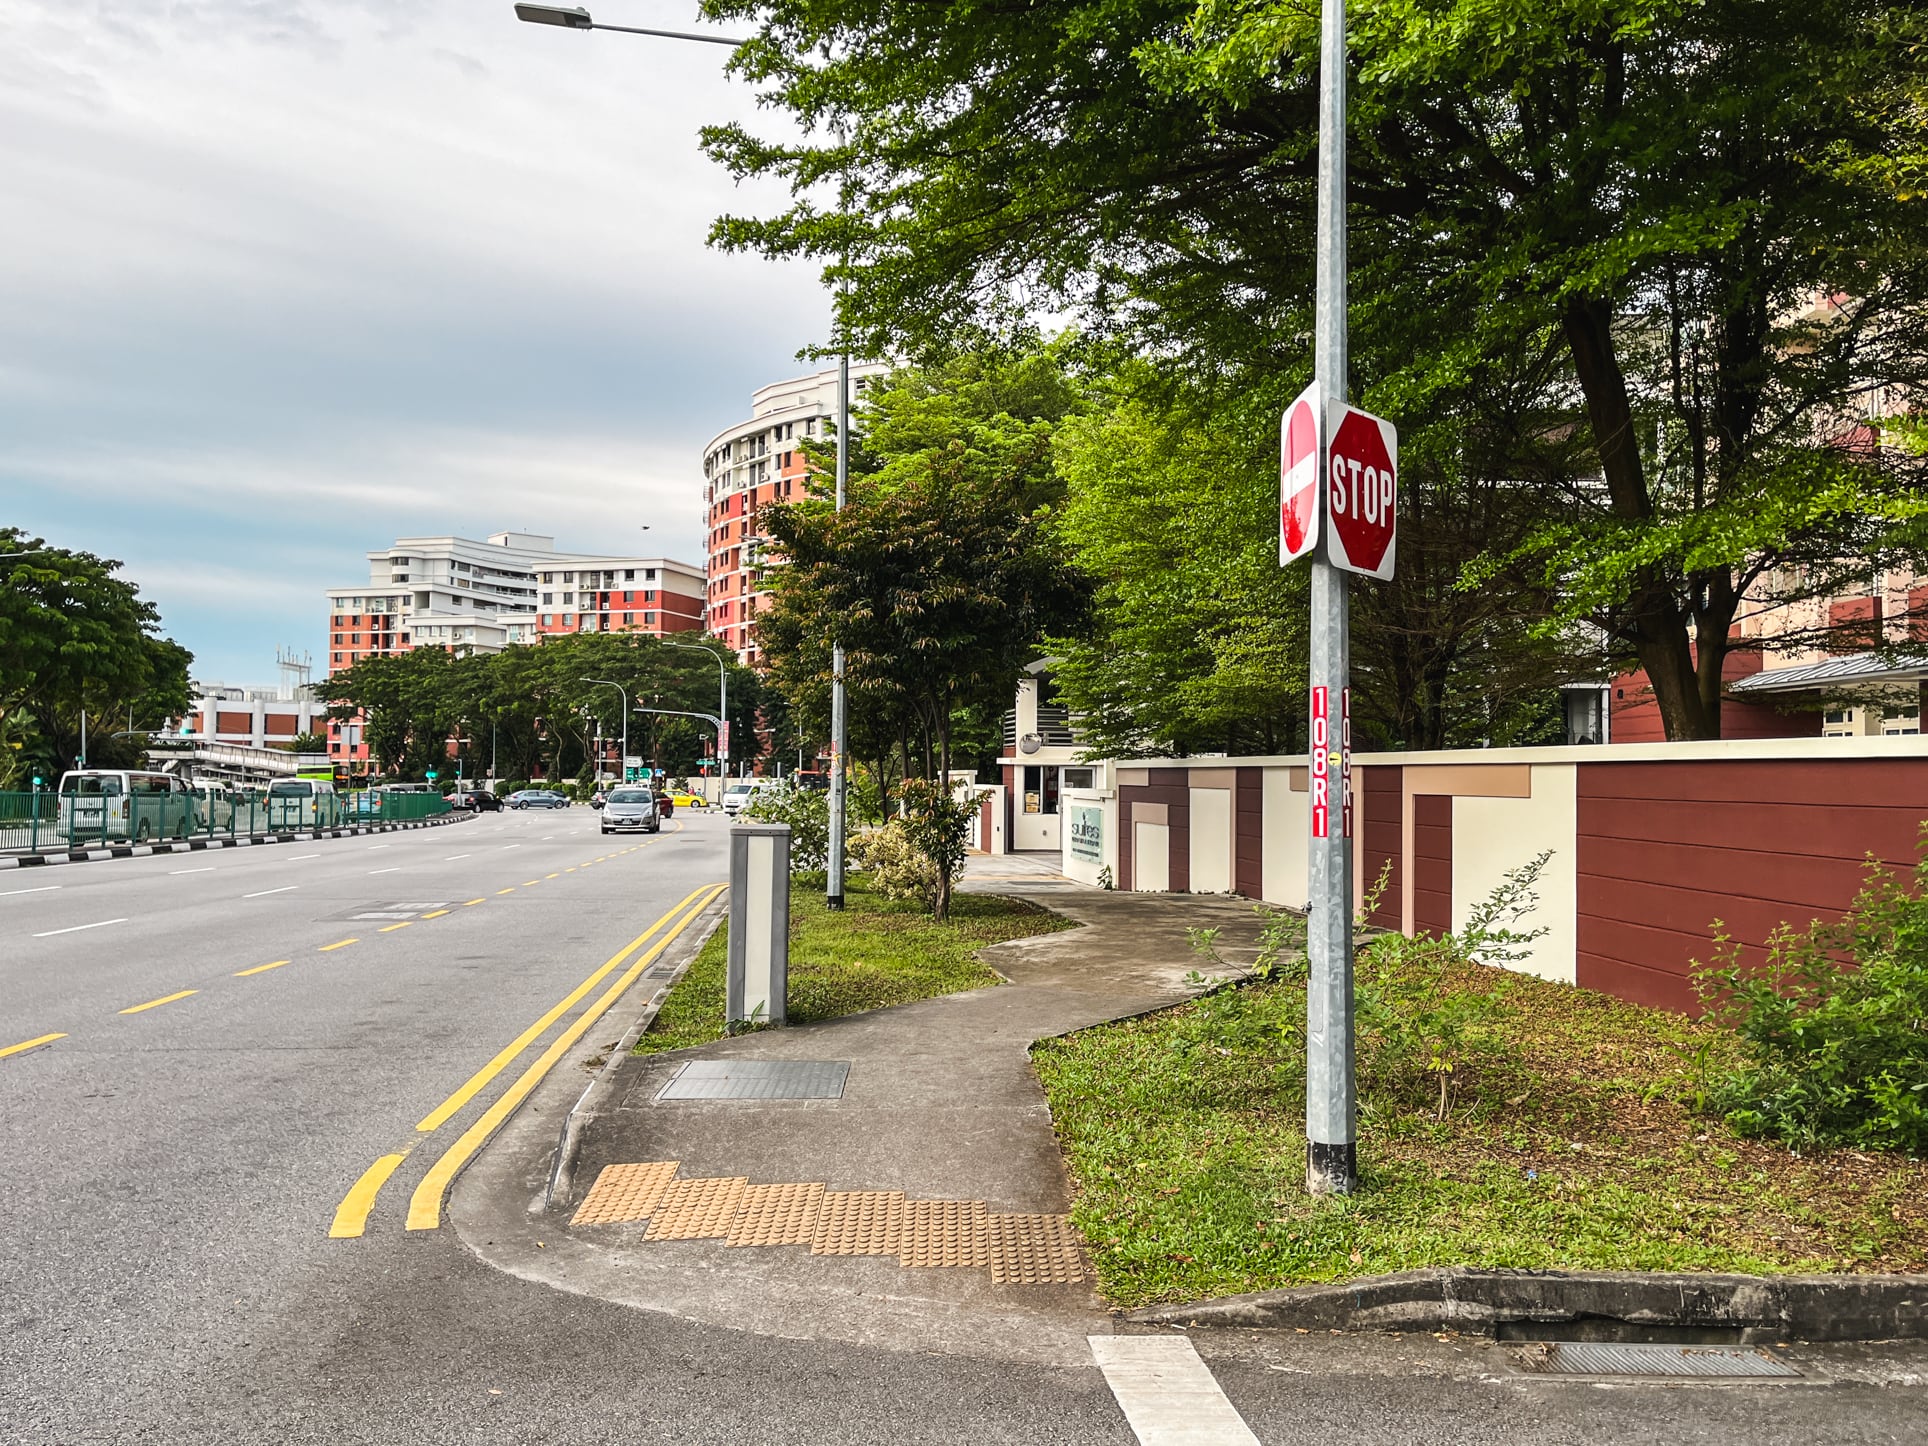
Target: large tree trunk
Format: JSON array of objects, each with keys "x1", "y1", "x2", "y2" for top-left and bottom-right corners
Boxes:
[{"x1": 1562, "y1": 297, "x2": 1722, "y2": 739}]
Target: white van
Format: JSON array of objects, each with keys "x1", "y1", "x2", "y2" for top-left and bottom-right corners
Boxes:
[
  {"x1": 57, "y1": 770, "x2": 196, "y2": 842},
  {"x1": 264, "y1": 776, "x2": 339, "y2": 828}
]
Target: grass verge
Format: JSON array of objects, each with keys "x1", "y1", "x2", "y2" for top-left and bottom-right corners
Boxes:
[
  {"x1": 1032, "y1": 939, "x2": 1928, "y2": 1310},
  {"x1": 636, "y1": 875, "x2": 1071, "y2": 1055}
]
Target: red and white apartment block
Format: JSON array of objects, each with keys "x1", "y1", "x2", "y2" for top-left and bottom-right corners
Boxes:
[
  {"x1": 322, "y1": 530, "x2": 705, "y2": 769},
  {"x1": 701, "y1": 362, "x2": 888, "y2": 665}
]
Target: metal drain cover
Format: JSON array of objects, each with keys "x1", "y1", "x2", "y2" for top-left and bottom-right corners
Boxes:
[
  {"x1": 658, "y1": 1059, "x2": 849, "y2": 1101},
  {"x1": 1520, "y1": 1342, "x2": 1800, "y2": 1378}
]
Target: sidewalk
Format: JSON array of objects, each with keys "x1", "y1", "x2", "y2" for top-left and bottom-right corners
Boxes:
[{"x1": 453, "y1": 877, "x2": 1273, "y2": 1367}]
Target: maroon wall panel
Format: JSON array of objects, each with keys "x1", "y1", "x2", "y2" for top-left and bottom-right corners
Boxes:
[
  {"x1": 1235, "y1": 767, "x2": 1264, "y2": 898},
  {"x1": 1119, "y1": 774, "x2": 1191, "y2": 892},
  {"x1": 1360, "y1": 765, "x2": 1403, "y2": 929},
  {"x1": 1576, "y1": 758, "x2": 1928, "y2": 1012},
  {"x1": 1412, "y1": 793, "x2": 1453, "y2": 936}
]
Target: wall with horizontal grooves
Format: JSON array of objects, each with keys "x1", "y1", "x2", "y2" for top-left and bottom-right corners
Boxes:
[{"x1": 1575, "y1": 758, "x2": 1928, "y2": 1011}]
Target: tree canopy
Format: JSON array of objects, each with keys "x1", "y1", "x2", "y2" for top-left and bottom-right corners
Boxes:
[
  {"x1": 0, "y1": 528, "x2": 194, "y2": 778},
  {"x1": 317, "y1": 633, "x2": 766, "y2": 783},
  {"x1": 706, "y1": 0, "x2": 1928, "y2": 739}
]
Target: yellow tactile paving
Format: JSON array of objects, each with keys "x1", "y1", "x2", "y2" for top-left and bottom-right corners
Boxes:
[
  {"x1": 572, "y1": 1161, "x2": 680, "y2": 1227},
  {"x1": 984, "y1": 1213, "x2": 1088, "y2": 1284},
  {"x1": 570, "y1": 1162, "x2": 1087, "y2": 1284},
  {"x1": 727, "y1": 1181, "x2": 826, "y2": 1246},
  {"x1": 898, "y1": 1198, "x2": 991, "y2": 1269},
  {"x1": 643, "y1": 1175, "x2": 749, "y2": 1240},
  {"x1": 808, "y1": 1190, "x2": 907, "y2": 1257}
]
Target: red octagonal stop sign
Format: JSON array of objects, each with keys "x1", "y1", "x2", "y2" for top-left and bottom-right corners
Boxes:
[{"x1": 1326, "y1": 401, "x2": 1397, "y2": 580}]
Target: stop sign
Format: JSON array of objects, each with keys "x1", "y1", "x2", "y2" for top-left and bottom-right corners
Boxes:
[
  {"x1": 1326, "y1": 402, "x2": 1397, "y2": 579},
  {"x1": 1278, "y1": 382, "x2": 1323, "y2": 564}
]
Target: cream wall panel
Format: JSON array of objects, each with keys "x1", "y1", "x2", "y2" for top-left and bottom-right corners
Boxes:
[
  {"x1": 1188, "y1": 788, "x2": 1233, "y2": 894},
  {"x1": 1262, "y1": 768, "x2": 1308, "y2": 907},
  {"x1": 1451, "y1": 764, "x2": 1578, "y2": 984},
  {"x1": 1134, "y1": 822, "x2": 1171, "y2": 893}
]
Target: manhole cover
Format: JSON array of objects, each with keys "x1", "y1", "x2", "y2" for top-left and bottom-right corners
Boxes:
[
  {"x1": 657, "y1": 1059, "x2": 850, "y2": 1101},
  {"x1": 1518, "y1": 1342, "x2": 1800, "y2": 1378}
]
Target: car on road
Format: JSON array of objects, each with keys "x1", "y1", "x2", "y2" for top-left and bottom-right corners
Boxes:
[
  {"x1": 450, "y1": 789, "x2": 501, "y2": 812},
  {"x1": 600, "y1": 785, "x2": 661, "y2": 834},
  {"x1": 506, "y1": 789, "x2": 570, "y2": 810},
  {"x1": 721, "y1": 779, "x2": 784, "y2": 818},
  {"x1": 589, "y1": 789, "x2": 608, "y2": 810},
  {"x1": 663, "y1": 789, "x2": 707, "y2": 810}
]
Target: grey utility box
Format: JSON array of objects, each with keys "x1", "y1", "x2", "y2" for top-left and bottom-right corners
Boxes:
[{"x1": 727, "y1": 822, "x2": 790, "y2": 1029}]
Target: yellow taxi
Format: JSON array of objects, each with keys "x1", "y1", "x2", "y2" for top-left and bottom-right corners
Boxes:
[{"x1": 664, "y1": 789, "x2": 709, "y2": 810}]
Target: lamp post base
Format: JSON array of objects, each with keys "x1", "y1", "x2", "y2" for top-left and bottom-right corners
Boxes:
[{"x1": 1307, "y1": 1139, "x2": 1358, "y2": 1196}]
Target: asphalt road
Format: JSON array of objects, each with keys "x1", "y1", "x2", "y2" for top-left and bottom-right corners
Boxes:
[{"x1": 3, "y1": 811, "x2": 1925, "y2": 1444}]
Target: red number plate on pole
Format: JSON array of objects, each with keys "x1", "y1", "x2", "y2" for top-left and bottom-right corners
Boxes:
[
  {"x1": 1310, "y1": 686, "x2": 1330, "y2": 838},
  {"x1": 1325, "y1": 401, "x2": 1397, "y2": 580}
]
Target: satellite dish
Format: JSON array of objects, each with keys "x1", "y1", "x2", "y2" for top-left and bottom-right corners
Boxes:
[{"x1": 1019, "y1": 733, "x2": 1042, "y2": 755}]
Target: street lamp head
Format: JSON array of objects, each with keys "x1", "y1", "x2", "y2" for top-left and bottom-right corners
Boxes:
[{"x1": 514, "y1": 4, "x2": 594, "y2": 27}]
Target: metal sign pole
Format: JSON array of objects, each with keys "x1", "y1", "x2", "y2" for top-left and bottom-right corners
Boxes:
[
  {"x1": 826, "y1": 351, "x2": 850, "y2": 911},
  {"x1": 1306, "y1": 0, "x2": 1358, "y2": 1196}
]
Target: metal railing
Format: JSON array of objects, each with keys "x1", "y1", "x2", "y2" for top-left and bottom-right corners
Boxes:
[{"x1": 0, "y1": 789, "x2": 451, "y2": 852}]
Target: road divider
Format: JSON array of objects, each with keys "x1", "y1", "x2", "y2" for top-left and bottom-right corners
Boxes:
[
  {"x1": 329, "y1": 1153, "x2": 409, "y2": 1240},
  {"x1": 403, "y1": 882, "x2": 727, "y2": 1232}
]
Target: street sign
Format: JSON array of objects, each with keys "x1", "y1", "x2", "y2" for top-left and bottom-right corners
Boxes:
[
  {"x1": 1325, "y1": 401, "x2": 1397, "y2": 580},
  {"x1": 1279, "y1": 382, "x2": 1323, "y2": 564}
]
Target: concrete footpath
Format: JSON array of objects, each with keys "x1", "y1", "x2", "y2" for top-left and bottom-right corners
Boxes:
[{"x1": 453, "y1": 863, "x2": 1269, "y2": 1367}]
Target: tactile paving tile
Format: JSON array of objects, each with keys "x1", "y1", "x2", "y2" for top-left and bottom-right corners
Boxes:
[
  {"x1": 643, "y1": 1176, "x2": 749, "y2": 1240},
  {"x1": 808, "y1": 1190, "x2": 907, "y2": 1256},
  {"x1": 899, "y1": 1198, "x2": 991, "y2": 1269},
  {"x1": 984, "y1": 1213, "x2": 1088, "y2": 1284},
  {"x1": 571, "y1": 1160, "x2": 680, "y2": 1227},
  {"x1": 727, "y1": 1181, "x2": 827, "y2": 1247}
]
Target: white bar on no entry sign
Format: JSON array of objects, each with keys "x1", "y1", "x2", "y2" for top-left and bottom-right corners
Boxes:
[{"x1": 1089, "y1": 1336, "x2": 1260, "y2": 1446}]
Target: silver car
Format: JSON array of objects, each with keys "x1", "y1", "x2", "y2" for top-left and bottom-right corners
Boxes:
[{"x1": 601, "y1": 785, "x2": 661, "y2": 834}]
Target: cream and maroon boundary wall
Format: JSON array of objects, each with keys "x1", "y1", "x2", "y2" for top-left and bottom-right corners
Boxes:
[{"x1": 1072, "y1": 737, "x2": 1928, "y2": 1013}]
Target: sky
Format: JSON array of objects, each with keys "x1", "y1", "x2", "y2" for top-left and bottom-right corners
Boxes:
[{"x1": 0, "y1": 0, "x2": 829, "y2": 683}]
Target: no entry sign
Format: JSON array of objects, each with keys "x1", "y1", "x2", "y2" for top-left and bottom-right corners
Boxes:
[
  {"x1": 1279, "y1": 382, "x2": 1323, "y2": 565},
  {"x1": 1325, "y1": 401, "x2": 1397, "y2": 579}
]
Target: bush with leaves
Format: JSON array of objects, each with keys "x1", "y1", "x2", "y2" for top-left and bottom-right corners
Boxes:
[
  {"x1": 1695, "y1": 849, "x2": 1928, "y2": 1154},
  {"x1": 741, "y1": 783, "x2": 830, "y2": 875},
  {"x1": 900, "y1": 778, "x2": 978, "y2": 920},
  {"x1": 847, "y1": 820, "x2": 938, "y2": 905}
]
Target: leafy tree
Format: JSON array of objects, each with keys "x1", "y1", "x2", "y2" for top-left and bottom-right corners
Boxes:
[
  {"x1": 0, "y1": 529, "x2": 193, "y2": 774},
  {"x1": 706, "y1": 0, "x2": 1928, "y2": 739}
]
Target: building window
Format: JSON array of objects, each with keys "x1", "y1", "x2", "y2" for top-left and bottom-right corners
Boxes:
[
  {"x1": 644, "y1": 612, "x2": 654, "y2": 626},
  {"x1": 542, "y1": 614, "x2": 553, "y2": 626},
  {"x1": 624, "y1": 568, "x2": 635, "y2": 581},
  {"x1": 332, "y1": 652, "x2": 343, "y2": 664},
  {"x1": 542, "y1": 592, "x2": 552, "y2": 604},
  {"x1": 623, "y1": 612, "x2": 634, "y2": 625}
]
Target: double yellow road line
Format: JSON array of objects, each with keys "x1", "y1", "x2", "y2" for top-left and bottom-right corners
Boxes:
[{"x1": 329, "y1": 881, "x2": 725, "y2": 1238}]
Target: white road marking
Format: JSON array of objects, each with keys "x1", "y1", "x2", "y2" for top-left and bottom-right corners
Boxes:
[
  {"x1": 370, "y1": 867, "x2": 401, "y2": 875},
  {"x1": 170, "y1": 867, "x2": 216, "y2": 875},
  {"x1": 1, "y1": 885, "x2": 60, "y2": 898},
  {"x1": 368, "y1": 844, "x2": 390, "y2": 850},
  {"x1": 445, "y1": 854, "x2": 471, "y2": 861},
  {"x1": 1089, "y1": 1336, "x2": 1260, "y2": 1446},
  {"x1": 501, "y1": 844, "x2": 520, "y2": 849},
  {"x1": 288, "y1": 853, "x2": 320, "y2": 861},
  {"x1": 243, "y1": 886, "x2": 298, "y2": 899},
  {"x1": 33, "y1": 918, "x2": 129, "y2": 939}
]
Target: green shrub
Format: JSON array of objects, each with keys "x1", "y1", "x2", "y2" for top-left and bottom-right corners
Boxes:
[
  {"x1": 1695, "y1": 849, "x2": 1928, "y2": 1154},
  {"x1": 741, "y1": 784, "x2": 830, "y2": 873}
]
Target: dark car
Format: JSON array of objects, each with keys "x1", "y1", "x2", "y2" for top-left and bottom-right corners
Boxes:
[{"x1": 451, "y1": 789, "x2": 501, "y2": 812}]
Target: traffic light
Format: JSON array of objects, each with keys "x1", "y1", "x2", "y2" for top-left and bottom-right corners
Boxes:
[{"x1": 426, "y1": 769, "x2": 438, "y2": 782}]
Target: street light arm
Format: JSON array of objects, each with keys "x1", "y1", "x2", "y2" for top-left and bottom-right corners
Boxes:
[{"x1": 513, "y1": 5, "x2": 744, "y2": 44}]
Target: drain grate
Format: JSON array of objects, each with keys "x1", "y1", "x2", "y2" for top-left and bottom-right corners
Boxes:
[
  {"x1": 1519, "y1": 1342, "x2": 1800, "y2": 1378},
  {"x1": 657, "y1": 1059, "x2": 850, "y2": 1101}
]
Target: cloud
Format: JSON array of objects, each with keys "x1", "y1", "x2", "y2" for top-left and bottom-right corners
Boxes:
[{"x1": 0, "y1": 0, "x2": 825, "y2": 681}]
